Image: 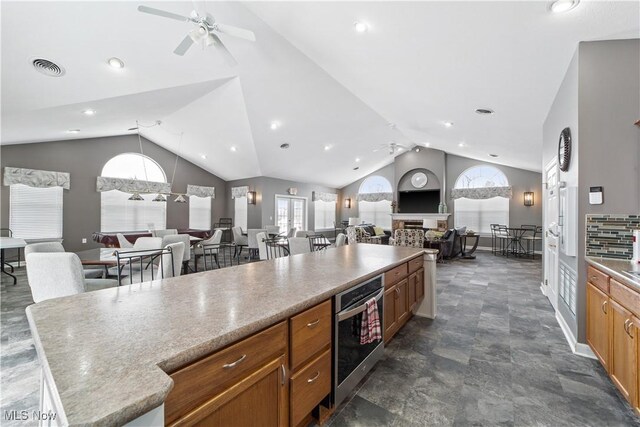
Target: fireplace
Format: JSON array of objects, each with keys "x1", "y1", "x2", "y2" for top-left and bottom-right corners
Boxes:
[{"x1": 390, "y1": 213, "x2": 451, "y2": 235}]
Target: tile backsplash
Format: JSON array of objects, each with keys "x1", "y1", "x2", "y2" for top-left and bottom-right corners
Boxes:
[{"x1": 586, "y1": 214, "x2": 640, "y2": 259}]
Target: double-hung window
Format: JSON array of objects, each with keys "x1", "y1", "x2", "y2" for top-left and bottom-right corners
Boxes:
[
  {"x1": 314, "y1": 200, "x2": 336, "y2": 231},
  {"x1": 10, "y1": 184, "x2": 63, "y2": 239},
  {"x1": 189, "y1": 196, "x2": 212, "y2": 230}
]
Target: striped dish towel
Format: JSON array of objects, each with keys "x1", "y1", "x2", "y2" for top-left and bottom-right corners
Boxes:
[{"x1": 360, "y1": 297, "x2": 382, "y2": 344}]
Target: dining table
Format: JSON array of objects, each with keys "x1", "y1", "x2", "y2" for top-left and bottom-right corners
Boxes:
[{"x1": 0, "y1": 237, "x2": 27, "y2": 285}]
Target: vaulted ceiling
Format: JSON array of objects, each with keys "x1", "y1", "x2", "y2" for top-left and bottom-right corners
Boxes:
[{"x1": 2, "y1": 1, "x2": 638, "y2": 188}]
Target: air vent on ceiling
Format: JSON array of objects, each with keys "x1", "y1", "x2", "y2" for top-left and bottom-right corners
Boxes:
[
  {"x1": 475, "y1": 108, "x2": 494, "y2": 115},
  {"x1": 31, "y1": 58, "x2": 65, "y2": 77}
]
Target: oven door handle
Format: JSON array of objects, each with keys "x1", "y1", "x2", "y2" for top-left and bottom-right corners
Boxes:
[{"x1": 337, "y1": 289, "x2": 384, "y2": 321}]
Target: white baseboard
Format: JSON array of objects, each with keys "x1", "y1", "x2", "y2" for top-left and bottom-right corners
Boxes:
[{"x1": 555, "y1": 310, "x2": 597, "y2": 359}]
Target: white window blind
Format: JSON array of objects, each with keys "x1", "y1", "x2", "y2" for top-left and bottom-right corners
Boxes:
[
  {"x1": 189, "y1": 196, "x2": 211, "y2": 230},
  {"x1": 100, "y1": 190, "x2": 166, "y2": 232},
  {"x1": 10, "y1": 184, "x2": 63, "y2": 239},
  {"x1": 234, "y1": 196, "x2": 247, "y2": 232},
  {"x1": 454, "y1": 197, "x2": 509, "y2": 234},
  {"x1": 314, "y1": 201, "x2": 336, "y2": 231},
  {"x1": 359, "y1": 200, "x2": 392, "y2": 230}
]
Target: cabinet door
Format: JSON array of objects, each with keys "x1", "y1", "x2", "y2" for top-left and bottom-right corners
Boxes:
[
  {"x1": 408, "y1": 273, "x2": 417, "y2": 312},
  {"x1": 172, "y1": 355, "x2": 288, "y2": 427},
  {"x1": 609, "y1": 299, "x2": 637, "y2": 405},
  {"x1": 384, "y1": 286, "x2": 397, "y2": 342},
  {"x1": 396, "y1": 278, "x2": 409, "y2": 325},
  {"x1": 586, "y1": 282, "x2": 610, "y2": 370},
  {"x1": 416, "y1": 268, "x2": 424, "y2": 302}
]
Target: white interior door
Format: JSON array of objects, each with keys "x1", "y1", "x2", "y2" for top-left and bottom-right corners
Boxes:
[
  {"x1": 544, "y1": 159, "x2": 560, "y2": 310},
  {"x1": 275, "y1": 195, "x2": 307, "y2": 233}
]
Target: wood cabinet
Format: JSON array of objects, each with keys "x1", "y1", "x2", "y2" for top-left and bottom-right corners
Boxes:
[
  {"x1": 586, "y1": 282, "x2": 609, "y2": 370},
  {"x1": 609, "y1": 299, "x2": 637, "y2": 404},
  {"x1": 383, "y1": 256, "x2": 425, "y2": 343},
  {"x1": 289, "y1": 300, "x2": 331, "y2": 372},
  {"x1": 290, "y1": 350, "x2": 331, "y2": 427},
  {"x1": 586, "y1": 265, "x2": 640, "y2": 415}
]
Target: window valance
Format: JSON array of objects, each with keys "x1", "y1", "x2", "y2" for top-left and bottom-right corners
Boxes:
[
  {"x1": 231, "y1": 186, "x2": 249, "y2": 199},
  {"x1": 4, "y1": 167, "x2": 70, "y2": 190},
  {"x1": 187, "y1": 184, "x2": 215, "y2": 199},
  {"x1": 96, "y1": 176, "x2": 171, "y2": 194},
  {"x1": 450, "y1": 186, "x2": 512, "y2": 200},
  {"x1": 357, "y1": 192, "x2": 393, "y2": 202},
  {"x1": 312, "y1": 191, "x2": 337, "y2": 203}
]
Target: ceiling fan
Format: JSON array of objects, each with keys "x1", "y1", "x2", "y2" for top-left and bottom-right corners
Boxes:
[
  {"x1": 373, "y1": 141, "x2": 410, "y2": 155},
  {"x1": 137, "y1": 5, "x2": 256, "y2": 66}
]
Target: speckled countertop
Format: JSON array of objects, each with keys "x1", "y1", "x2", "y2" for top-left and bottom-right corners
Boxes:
[
  {"x1": 26, "y1": 245, "x2": 429, "y2": 426},
  {"x1": 585, "y1": 256, "x2": 640, "y2": 291}
]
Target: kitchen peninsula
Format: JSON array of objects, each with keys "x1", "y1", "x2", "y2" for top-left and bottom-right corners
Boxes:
[{"x1": 26, "y1": 245, "x2": 436, "y2": 426}]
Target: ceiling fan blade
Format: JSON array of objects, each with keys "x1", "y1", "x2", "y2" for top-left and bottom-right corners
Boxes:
[
  {"x1": 215, "y1": 23, "x2": 256, "y2": 42},
  {"x1": 173, "y1": 35, "x2": 194, "y2": 56},
  {"x1": 138, "y1": 5, "x2": 190, "y2": 22},
  {"x1": 209, "y1": 33, "x2": 238, "y2": 66}
]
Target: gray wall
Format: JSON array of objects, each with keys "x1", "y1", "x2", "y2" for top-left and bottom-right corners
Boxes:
[
  {"x1": 445, "y1": 154, "x2": 543, "y2": 248},
  {"x1": 543, "y1": 48, "x2": 580, "y2": 339},
  {"x1": 338, "y1": 163, "x2": 395, "y2": 223},
  {"x1": 543, "y1": 39, "x2": 640, "y2": 344},
  {"x1": 226, "y1": 176, "x2": 338, "y2": 233},
  {"x1": 0, "y1": 135, "x2": 227, "y2": 252}
]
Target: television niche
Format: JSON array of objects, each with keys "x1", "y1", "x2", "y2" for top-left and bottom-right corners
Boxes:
[{"x1": 398, "y1": 190, "x2": 441, "y2": 213}]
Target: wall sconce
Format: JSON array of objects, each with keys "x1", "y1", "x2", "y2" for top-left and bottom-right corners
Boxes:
[
  {"x1": 524, "y1": 192, "x2": 534, "y2": 207},
  {"x1": 247, "y1": 191, "x2": 257, "y2": 205},
  {"x1": 344, "y1": 198, "x2": 351, "y2": 209}
]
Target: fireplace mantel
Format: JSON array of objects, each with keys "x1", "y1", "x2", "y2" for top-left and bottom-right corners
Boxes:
[{"x1": 390, "y1": 213, "x2": 450, "y2": 221}]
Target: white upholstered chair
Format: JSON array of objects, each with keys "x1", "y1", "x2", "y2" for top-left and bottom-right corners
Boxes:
[
  {"x1": 24, "y1": 242, "x2": 103, "y2": 279},
  {"x1": 232, "y1": 226, "x2": 248, "y2": 257},
  {"x1": 162, "y1": 234, "x2": 191, "y2": 274},
  {"x1": 151, "y1": 229, "x2": 178, "y2": 238},
  {"x1": 194, "y1": 229, "x2": 223, "y2": 270},
  {"x1": 288, "y1": 237, "x2": 311, "y2": 255},
  {"x1": 247, "y1": 229, "x2": 267, "y2": 259},
  {"x1": 25, "y1": 253, "x2": 118, "y2": 303},
  {"x1": 335, "y1": 233, "x2": 347, "y2": 247},
  {"x1": 118, "y1": 242, "x2": 185, "y2": 285},
  {"x1": 116, "y1": 233, "x2": 134, "y2": 248},
  {"x1": 256, "y1": 232, "x2": 268, "y2": 261}
]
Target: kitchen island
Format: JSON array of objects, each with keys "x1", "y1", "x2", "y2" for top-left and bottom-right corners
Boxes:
[{"x1": 27, "y1": 244, "x2": 436, "y2": 426}]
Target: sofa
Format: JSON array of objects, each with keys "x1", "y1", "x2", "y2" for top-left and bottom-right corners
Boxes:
[{"x1": 346, "y1": 224, "x2": 391, "y2": 245}]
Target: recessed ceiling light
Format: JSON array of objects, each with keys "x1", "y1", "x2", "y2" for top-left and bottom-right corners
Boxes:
[
  {"x1": 82, "y1": 109, "x2": 96, "y2": 116},
  {"x1": 398, "y1": 147, "x2": 404, "y2": 151},
  {"x1": 489, "y1": 154, "x2": 499, "y2": 158},
  {"x1": 415, "y1": 148, "x2": 421, "y2": 152},
  {"x1": 353, "y1": 166, "x2": 360, "y2": 171},
  {"x1": 424, "y1": 142, "x2": 431, "y2": 147},
  {"x1": 280, "y1": 143, "x2": 290, "y2": 149},
  {"x1": 66, "y1": 129, "x2": 80, "y2": 134},
  {"x1": 475, "y1": 108, "x2": 494, "y2": 115},
  {"x1": 200, "y1": 154, "x2": 207, "y2": 159},
  {"x1": 270, "y1": 121, "x2": 281, "y2": 130},
  {"x1": 354, "y1": 21, "x2": 369, "y2": 33},
  {"x1": 107, "y1": 57, "x2": 124, "y2": 69},
  {"x1": 355, "y1": 157, "x2": 361, "y2": 162},
  {"x1": 550, "y1": 0, "x2": 580, "y2": 13},
  {"x1": 230, "y1": 146, "x2": 237, "y2": 152},
  {"x1": 324, "y1": 145, "x2": 332, "y2": 151},
  {"x1": 458, "y1": 142, "x2": 466, "y2": 147},
  {"x1": 444, "y1": 121, "x2": 454, "y2": 128}
]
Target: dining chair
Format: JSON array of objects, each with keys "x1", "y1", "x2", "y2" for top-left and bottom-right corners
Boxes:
[
  {"x1": 295, "y1": 230, "x2": 310, "y2": 238},
  {"x1": 256, "y1": 232, "x2": 268, "y2": 260},
  {"x1": 116, "y1": 242, "x2": 184, "y2": 285},
  {"x1": 116, "y1": 233, "x2": 134, "y2": 249},
  {"x1": 335, "y1": 233, "x2": 347, "y2": 247},
  {"x1": 133, "y1": 237, "x2": 163, "y2": 250},
  {"x1": 521, "y1": 225, "x2": 543, "y2": 259},
  {"x1": 495, "y1": 225, "x2": 511, "y2": 256},
  {"x1": 286, "y1": 227, "x2": 297, "y2": 238},
  {"x1": 265, "y1": 225, "x2": 280, "y2": 236},
  {"x1": 195, "y1": 229, "x2": 223, "y2": 270},
  {"x1": 232, "y1": 226, "x2": 248, "y2": 258},
  {"x1": 247, "y1": 229, "x2": 267, "y2": 259},
  {"x1": 309, "y1": 234, "x2": 330, "y2": 252},
  {"x1": 151, "y1": 229, "x2": 178, "y2": 238},
  {"x1": 288, "y1": 237, "x2": 311, "y2": 255},
  {"x1": 263, "y1": 237, "x2": 289, "y2": 260},
  {"x1": 217, "y1": 218, "x2": 233, "y2": 243},
  {"x1": 25, "y1": 253, "x2": 118, "y2": 303},
  {"x1": 25, "y1": 242, "x2": 103, "y2": 279},
  {"x1": 162, "y1": 234, "x2": 191, "y2": 274}
]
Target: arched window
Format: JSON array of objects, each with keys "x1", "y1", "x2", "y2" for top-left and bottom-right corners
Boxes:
[
  {"x1": 358, "y1": 176, "x2": 393, "y2": 229},
  {"x1": 100, "y1": 153, "x2": 167, "y2": 232},
  {"x1": 453, "y1": 165, "x2": 510, "y2": 234}
]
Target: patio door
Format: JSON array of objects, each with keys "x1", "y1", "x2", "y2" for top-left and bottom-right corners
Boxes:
[
  {"x1": 544, "y1": 159, "x2": 559, "y2": 310},
  {"x1": 275, "y1": 195, "x2": 307, "y2": 234}
]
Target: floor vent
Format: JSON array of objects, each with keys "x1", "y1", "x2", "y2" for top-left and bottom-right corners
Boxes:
[{"x1": 31, "y1": 58, "x2": 65, "y2": 77}]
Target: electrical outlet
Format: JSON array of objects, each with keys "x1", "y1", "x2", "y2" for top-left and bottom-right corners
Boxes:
[{"x1": 82, "y1": 238, "x2": 87, "y2": 244}]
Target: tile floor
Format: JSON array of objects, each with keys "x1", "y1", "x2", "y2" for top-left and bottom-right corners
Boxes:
[{"x1": 1, "y1": 251, "x2": 639, "y2": 426}]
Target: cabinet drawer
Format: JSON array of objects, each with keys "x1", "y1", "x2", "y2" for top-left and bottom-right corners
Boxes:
[
  {"x1": 165, "y1": 322, "x2": 287, "y2": 425},
  {"x1": 611, "y1": 279, "x2": 640, "y2": 318},
  {"x1": 385, "y1": 263, "x2": 408, "y2": 288},
  {"x1": 408, "y1": 256, "x2": 423, "y2": 274},
  {"x1": 290, "y1": 349, "x2": 331, "y2": 427},
  {"x1": 290, "y1": 300, "x2": 331, "y2": 371},
  {"x1": 588, "y1": 266, "x2": 610, "y2": 293}
]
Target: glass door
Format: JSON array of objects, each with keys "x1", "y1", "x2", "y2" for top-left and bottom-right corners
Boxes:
[{"x1": 275, "y1": 196, "x2": 307, "y2": 234}]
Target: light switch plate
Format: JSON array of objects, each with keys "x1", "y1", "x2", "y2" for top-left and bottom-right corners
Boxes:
[{"x1": 589, "y1": 186, "x2": 603, "y2": 205}]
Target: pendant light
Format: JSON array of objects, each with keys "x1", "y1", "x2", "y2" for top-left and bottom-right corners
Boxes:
[
  {"x1": 152, "y1": 194, "x2": 167, "y2": 202},
  {"x1": 174, "y1": 194, "x2": 187, "y2": 203},
  {"x1": 128, "y1": 192, "x2": 144, "y2": 201}
]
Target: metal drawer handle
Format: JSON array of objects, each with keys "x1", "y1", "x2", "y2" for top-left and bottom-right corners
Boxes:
[
  {"x1": 625, "y1": 319, "x2": 634, "y2": 338},
  {"x1": 395, "y1": 287, "x2": 400, "y2": 295},
  {"x1": 307, "y1": 371, "x2": 320, "y2": 383},
  {"x1": 307, "y1": 319, "x2": 320, "y2": 328},
  {"x1": 223, "y1": 354, "x2": 247, "y2": 369},
  {"x1": 602, "y1": 301, "x2": 607, "y2": 314}
]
